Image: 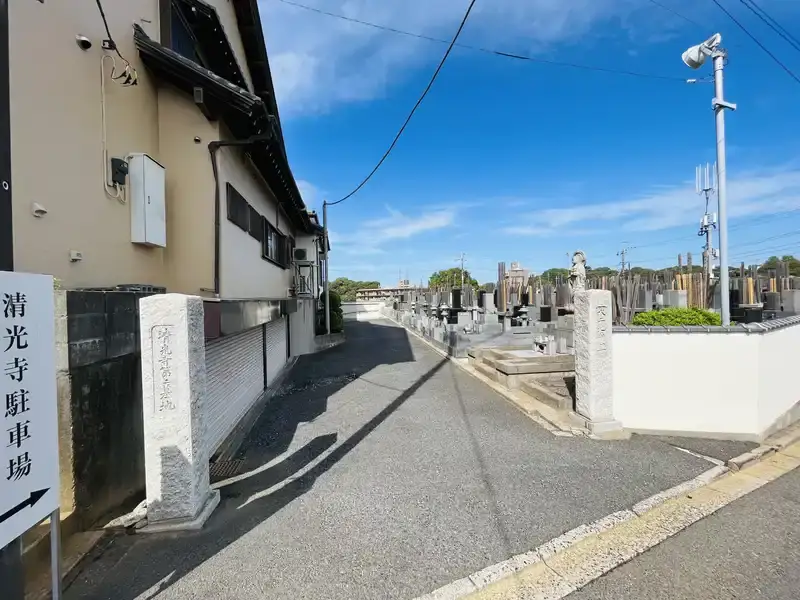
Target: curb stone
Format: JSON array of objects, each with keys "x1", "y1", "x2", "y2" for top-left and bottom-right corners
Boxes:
[{"x1": 726, "y1": 421, "x2": 800, "y2": 472}]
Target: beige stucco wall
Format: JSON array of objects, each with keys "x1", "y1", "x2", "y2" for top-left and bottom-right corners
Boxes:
[
  {"x1": 217, "y1": 142, "x2": 296, "y2": 299},
  {"x1": 9, "y1": 0, "x2": 289, "y2": 299},
  {"x1": 10, "y1": 0, "x2": 164, "y2": 288},
  {"x1": 157, "y1": 86, "x2": 219, "y2": 296}
]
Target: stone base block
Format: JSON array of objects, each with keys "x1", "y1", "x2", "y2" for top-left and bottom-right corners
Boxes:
[
  {"x1": 569, "y1": 413, "x2": 629, "y2": 440},
  {"x1": 139, "y1": 490, "x2": 220, "y2": 534}
]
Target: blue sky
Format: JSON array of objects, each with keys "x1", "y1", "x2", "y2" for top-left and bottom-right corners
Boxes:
[{"x1": 260, "y1": 0, "x2": 800, "y2": 287}]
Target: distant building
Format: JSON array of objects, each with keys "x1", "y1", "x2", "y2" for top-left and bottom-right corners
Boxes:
[
  {"x1": 356, "y1": 286, "x2": 418, "y2": 301},
  {"x1": 506, "y1": 262, "x2": 531, "y2": 290}
]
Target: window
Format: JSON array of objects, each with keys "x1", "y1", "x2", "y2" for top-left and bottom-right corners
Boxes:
[
  {"x1": 261, "y1": 218, "x2": 291, "y2": 268},
  {"x1": 168, "y1": 2, "x2": 209, "y2": 66},
  {"x1": 226, "y1": 183, "x2": 249, "y2": 231},
  {"x1": 224, "y1": 178, "x2": 293, "y2": 269},
  {"x1": 248, "y1": 206, "x2": 262, "y2": 241}
]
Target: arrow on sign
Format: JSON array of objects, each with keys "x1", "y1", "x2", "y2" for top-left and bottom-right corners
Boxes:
[{"x1": 0, "y1": 489, "x2": 49, "y2": 525}]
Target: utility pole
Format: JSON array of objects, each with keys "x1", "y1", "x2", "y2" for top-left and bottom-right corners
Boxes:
[
  {"x1": 455, "y1": 252, "x2": 466, "y2": 288},
  {"x1": 696, "y1": 162, "x2": 718, "y2": 287},
  {"x1": 713, "y1": 50, "x2": 734, "y2": 325},
  {"x1": 682, "y1": 33, "x2": 735, "y2": 325},
  {"x1": 617, "y1": 247, "x2": 630, "y2": 276},
  {"x1": 322, "y1": 201, "x2": 330, "y2": 335}
]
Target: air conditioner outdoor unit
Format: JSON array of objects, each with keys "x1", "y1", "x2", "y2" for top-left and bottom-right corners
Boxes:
[{"x1": 293, "y1": 248, "x2": 308, "y2": 261}]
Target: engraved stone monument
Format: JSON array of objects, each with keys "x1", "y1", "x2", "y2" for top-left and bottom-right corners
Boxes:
[
  {"x1": 139, "y1": 293, "x2": 219, "y2": 532},
  {"x1": 573, "y1": 289, "x2": 625, "y2": 438}
]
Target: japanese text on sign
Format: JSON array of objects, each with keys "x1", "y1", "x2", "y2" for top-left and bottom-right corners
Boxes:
[
  {"x1": 2, "y1": 292, "x2": 33, "y2": 482},
  {"x1": 152, "y1": 326, "x2": 176, "y2": 412}
]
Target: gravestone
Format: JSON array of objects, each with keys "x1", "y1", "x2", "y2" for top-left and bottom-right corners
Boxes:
[
  {"x1": 555, "y1": 284, "x2": 570, "y2": 308},
  {"x1": 139, "y1": 294, "x2": 219, "y2": 532},
  {"x1": 573, "y1": 290, "x2": 625, "y2": 438}
]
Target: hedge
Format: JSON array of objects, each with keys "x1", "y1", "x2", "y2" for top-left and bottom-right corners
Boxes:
[{"x1": 631, "y1": 307, "x2": 722, "y2": 327}]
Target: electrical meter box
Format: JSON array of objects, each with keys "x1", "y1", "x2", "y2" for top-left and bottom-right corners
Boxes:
[{"x1": 129, "y1": 153, "x2": 166, "y2": 247}]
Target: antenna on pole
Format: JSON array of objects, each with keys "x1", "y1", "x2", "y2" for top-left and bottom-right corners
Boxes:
[
  {"x1": 455, "y1": 252, "x2": 467, "y2": 288},
  {"x1": 617, "y1": 244, "x2": 631, "y2": 276},
  {"x1": 696, "y1": 162, "x2": 718, "y2": 287}
]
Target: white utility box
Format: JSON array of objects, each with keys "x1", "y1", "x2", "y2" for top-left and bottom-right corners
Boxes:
[{"x1": 129, "y1": 153, "x2": 166, "y2": 247}]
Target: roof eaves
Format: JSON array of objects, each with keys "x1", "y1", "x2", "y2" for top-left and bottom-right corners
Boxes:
[{"x1": 133, "y1": 24, "x2": 261, "y2": 115}]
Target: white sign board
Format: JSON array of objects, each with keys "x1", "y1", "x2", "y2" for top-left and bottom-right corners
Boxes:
[{"x1": 0, "y1": 272, "x2": 59, "y2": 548}]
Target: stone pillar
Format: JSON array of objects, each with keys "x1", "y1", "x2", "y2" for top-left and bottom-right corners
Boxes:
[
  {"x1": 139, "y1": 294, "x2": 219, "y2": 532},
  {"x1": 573, "y1": 290, "x2": 625, "y2": 438}
]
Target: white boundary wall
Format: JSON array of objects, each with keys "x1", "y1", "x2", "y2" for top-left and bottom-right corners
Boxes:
[
  {"x1": 612, "y1": 317, "x2": 800, "y2": 441},
  {"x1": 342, "y1": 301, "x2": 384, "y2": 322}
]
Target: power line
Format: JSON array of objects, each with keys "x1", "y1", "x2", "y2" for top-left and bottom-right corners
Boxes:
[
  {"x1": 326, "y1": 0, "x2": 478, "y2": 207},
  {"x1": 645, "y1": 0, "x2": 707, "y2": 30},
  {"x1": 709, "y1": 0, "x2": 800, "y2": 85},
  {"x1": 275, "y1": 0, "x2": 687, "y2": 83},
  {"x1": 736, "y1": 0, "x2": 800, "y2": 53}
]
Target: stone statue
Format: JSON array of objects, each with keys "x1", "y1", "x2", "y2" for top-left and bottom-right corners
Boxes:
[{"x1": 566, "y1": 250, "x2": 587, "y2": 313}]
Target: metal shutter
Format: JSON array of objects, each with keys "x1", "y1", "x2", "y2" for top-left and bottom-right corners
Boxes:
[
  {"x1": 205, "y1": 326, "x2": 265, "y2": 454},
  {"x1": 265, "y1": 317, "x2": 287, "y2": 386}
]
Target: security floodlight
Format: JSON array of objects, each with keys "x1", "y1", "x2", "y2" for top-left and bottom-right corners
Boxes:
[{"x1": 681, "y1": 33, "x2": 722, "y2": 69}]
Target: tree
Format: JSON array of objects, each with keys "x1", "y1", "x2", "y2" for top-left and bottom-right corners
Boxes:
[
  {"x1": 539, "y1": 268, "x2": 569, "y2": 284},
  {"x1": 481, "y1": 282, "x2": 496, "y2": 293},
  {"x1": 429, "y1": 268, "x2": 479, "y2": 288},
  {"x1": 587, "y1": 266, "x2": 618, "y2": 278},
  {"x1": 329, "y1": 277, "x2": 380, "y2": 302}
]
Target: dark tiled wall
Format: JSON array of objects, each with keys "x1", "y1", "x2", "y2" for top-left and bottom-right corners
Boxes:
[{"x1": 66, "y1": 291, "x2": 152, "y2": 527}]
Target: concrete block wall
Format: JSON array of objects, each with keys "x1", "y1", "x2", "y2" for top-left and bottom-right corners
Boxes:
[
  {"x1": 342, "y1": 301, "x2": 384, "y2": 321},
  {"x1": 611, "y1": 317, "x2": 800, "y2": 441},
  {"x1": 61, "y1": 290, "x2": 154, "y2": 528}
]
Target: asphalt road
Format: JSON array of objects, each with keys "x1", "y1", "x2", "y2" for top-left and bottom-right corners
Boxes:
[
  {"x1": 66, "y1": 319, "x2": 754, "y2": 600},
  {"x1": 568, "y1": 467, "x2": 800, "y2": 600}
]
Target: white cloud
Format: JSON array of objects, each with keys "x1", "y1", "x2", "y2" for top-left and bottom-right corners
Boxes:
[
  {"x1": 260, "y1": 0, "x2": 645, "y2": 115},
  {"x1": 296, "y1": 179, "x2": 322, "y2": 211},
  {"x1": 363, "y1": 206, "x2": 454, "y2": 239},
  {"x1": 502, "y1": 166, "x2": 800, "y2": 236},
  {"x1": 332, "y1": 205, "x2": 455, "y2": 255}
]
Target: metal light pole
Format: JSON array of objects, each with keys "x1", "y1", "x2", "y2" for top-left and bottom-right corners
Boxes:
[
  {"x1": 322, "y1": 201, "x2": 330, "y2": 335},
  {"x1": 683, "y1": 33, "x2": 736, "y2": 325}
]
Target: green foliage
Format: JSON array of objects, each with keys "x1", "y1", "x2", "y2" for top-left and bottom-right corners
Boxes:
[
  {"x1": 318, "y1": 290, "x2": 345, "y2": 334},
  {"x1": 587, "y1": 266, "x2": 618, "y2": 278},
  {"x1": 481, "y1": 282, "x2": 496, "y2": 293},
  {"x1": 539, "y1": 268, "x2": 569, "y2": 283},
  {"x1": 429, "y1": 268, "x2": 478, "y2": 288},
  {"x1": 632, "y1": 307, "x2": 721, "y2": 327},
  {"x1": 328, "y1": 290, "x2": 342, "y2": 312},
  {"x1": 329, "y1": 277, "x2": 380, "y2": 302},
  {"x1": 330, "y1": 311, "x2": 344, "y2": 334}
]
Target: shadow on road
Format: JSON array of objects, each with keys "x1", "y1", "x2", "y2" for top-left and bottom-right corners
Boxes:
[{"x1": 67, "y1": 320, "x2": 447, "y2": 600}]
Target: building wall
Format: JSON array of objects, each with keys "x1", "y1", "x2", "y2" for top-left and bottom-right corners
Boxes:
[
  {"x1": 10, "y1": 0, "x2": 294, "y2": 300},
  {"x1": 10, "y1": 0, "x2": 164, "y2": 288},
  {"x1": 157, "y1": 86, "x2": 219, "y2": 296},
  {"x1": 217, "y1": 143, "x2": 296, "y2": 299},
  {"x1": 289, "y1": 297, "x2": 317, "y2": 355},
  {"x1": 612, "y1": 322, "x2": 800, "y2": 440}
]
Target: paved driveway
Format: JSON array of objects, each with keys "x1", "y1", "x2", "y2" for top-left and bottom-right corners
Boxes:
[{"x1": 67, "y1": 319, "x2": 752, "y2": 600}]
